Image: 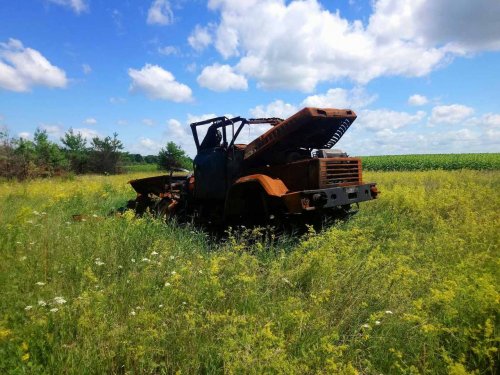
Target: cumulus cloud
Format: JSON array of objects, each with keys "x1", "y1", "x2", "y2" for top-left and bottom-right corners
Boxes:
[
  {"x1": 137, "y1": 137, "x2": 163, "y2": 153},
  {"x1": 147, "y1": 0, "x2": 173, "y2": 25},
  {"x1": 197, "y1": 64, "x2": 247, "y2": 92},
  {"x1": 430, "y1": 104, "x2": 474, "y2": 125},
  {"x1": 40, "y1": 124, "x2": 64, "y2": 138},
  {"x1": 18, "y1": 131, "x2": 31, "y2": 139},
  {"x1": 302, "y1": 87, "x2": 376, "y2": 109},
  {"x1": 128, "y1": 64, "x2": 193, "y2": 102},
  {"x1": 142, "y1": 118, "x2": 155, "y2": 127},
  {"x1": 482, "y1": 113, "x2": 500, "y2": 128},
  {"x1": 158, "y1": 45, "x2": 178, "y2": 56},
  {"x1": 47, "y1": 0, "x2": 88, "y2": 14},
  {"x1": 408, "y1": 94, "x2": 429, "y2": 106},
  {"x1": 249, "y1": 100, "x2": 297, "y2": 119},
  {"x1": 356, "y1": 109, "x2": 427, "y2": 131},
  {"x1": 194, "y1": 0, "x2": 500, "y2": 91},
  {"x1": 72, "y1": 127, "x2": 101, "y2": 141},
  {"x1": 188, "y1": 25, "x2": 213, "y2": 51},
  {"x1": 83, "y1": 117, "x2": 97, "y2": 125},
  {"x1": 0, "y1": 38, "x2": 68, "y2": 92}
]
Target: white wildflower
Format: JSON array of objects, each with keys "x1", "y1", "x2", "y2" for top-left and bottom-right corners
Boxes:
[
  {"x1": 130, "y1": 310, "x2": 136, "y2": 316},
  {"x1": 171, "y1": 271, "x2": 176, "y2": 275},
  {"x1": 169, "y1": 255, "x2": 175, "y2": 260},
  {"x1": 35, "y1": 282, "x2": 45, "y2": 286},
  {"x1": 159, "y1": 304, "x2": 164, "y2": 308},
  {"x1": 81, "y1": 218, "x2": 86, "y2": 222},
  {"x1": 282, "y1": 277, "x2": 291, "y2": 284},
  {"x1": 41, "y1": 212, "x2": 47, "y2": 215},
  {"x1": 182, "y1": 301, "x2": 187, "y2": 305},
  {"x1": 38, "y1": 300, "x2": 47, "y2": 307},
  {"x1": 385, "y1": 310, "x2": 393, "y2": 315},
  {"x1": 29, "y1": 242, "x2": 35, "y2": 245},
  {"x1": 118, "y1": 265, "x2": 123, "y2": 269},
  {"x1": 198, "y1": 270, "x2": 203, "y2": 274},
  {"x1": 95, "y1": 258, "x2": 105, "y2": 266},
  {"x1": 33, "y1": 210, "x2": 40, "y2": 215},
  {"x1": 151, "y1": 251, "x2": 158, "y2": 256},
  {"x1": 25, "y1": 305, "x2": 33, "y2": 311},
  {"x1": 164, "y1": 282, "x2": 171, "y2": 287},
  {"x1": 54, "y1": 296, "x2": 67, "y2": 305},
  {"x1": 92, "y1": 214, "x2": 98, "y2": 218},
  {"x1": 375, "y1": 320, "x2": 381, "y2": 325},
  {"x1": 16, "y1": 241, "x2": 22, "y2": 244},
  {"x1": 131, "y1": 258, "x2": 136, "y2": 263},
  {"x1": 50, "y1": 308, "x2": 59, "y2": 313},
  {"x1": 141, "y1": 258, "x2": 150, "y2": 262},
  {"x1": 362, "y1": 324, "x2": 370, "y2": 329}
]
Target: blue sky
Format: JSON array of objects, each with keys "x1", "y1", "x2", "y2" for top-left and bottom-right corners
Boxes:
[{"x1": 0, "y1": 0, "x2": 499, "y2": 156}]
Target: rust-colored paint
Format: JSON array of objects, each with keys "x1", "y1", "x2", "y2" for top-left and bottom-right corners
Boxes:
[{"x1": 234, "y1": 174, "x2": 288, "y2": 197}]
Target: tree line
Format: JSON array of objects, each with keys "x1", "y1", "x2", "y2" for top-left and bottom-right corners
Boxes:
[{"x1": 0, "y1": 128, "x2": 192, "y2": 180}]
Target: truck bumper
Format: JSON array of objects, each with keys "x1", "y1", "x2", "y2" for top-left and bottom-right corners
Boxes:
[{"x1": 282, "y1": 183, "x2": 378, "y2": 213}]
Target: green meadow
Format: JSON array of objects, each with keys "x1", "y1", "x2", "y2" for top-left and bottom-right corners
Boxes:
[{"x1": 0, "y1": 169, "x2": 498, "y2": 374}]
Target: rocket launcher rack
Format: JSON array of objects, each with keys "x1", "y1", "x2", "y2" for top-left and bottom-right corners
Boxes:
[{"x1": 243, "y1": 107, "x2": 357, "y2": 163}]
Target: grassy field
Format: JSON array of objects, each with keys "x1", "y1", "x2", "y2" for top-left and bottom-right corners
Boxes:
[
  {"x1": 361, "y1": 153, "x2": 500, "y2": 171},
  {"x1": 0, "y1": 170, "x2": 499, "y2": 373}
]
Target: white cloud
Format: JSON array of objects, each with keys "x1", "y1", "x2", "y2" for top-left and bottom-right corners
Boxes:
[
  {"x1": 249, "y1": 100, "x2": 297, "y2": 119},
  {"x1": 167, "y1": 119, "x2": 188, "y2": 138},
  {"x1": 357, "y1": 109, "x2": 427, "y2": 131},
  {"x1": 197, "y1": 64, "x2": 247, "y2": 92},
  {"x1": 82, "y1": 63, "x2": 92, "y2": 75},
  {"x1": 147, "y1": 0, "x2": 173, "y2": 25},
  {"x1": 18, "y1": 131, "x2": 31, "y2": 139},
  {"x1": 83, "y1": 117, "x2": 97, "y2": 125},
  {"x1": 373, "y1": 0, "x2": 500, "y2": 52},
  {"x1": 188, "y1": 25, "x2": 213, "y2": 51},
  {"x1": 47, "y1": 0, "x2": 88, "y2": 14},
  {"x1": 197, "y1": 0, "x2": 500, "y2": 91},
  {"x1": 116, "y1": 119, "x2": 128, "y2": 126},
  {"x1": 0, "y1": 38, "x2": 68, "y2": 92},
  {"x1": 158, "y1": 45, "x2": 178, "y2": 56},
  {"x1": 138, "y1": 137, "x2": 163, "y2": 153},
  {"x1": 408, "y1": 94, "x2": 428, "y2": 106},
  {"x1": 302, "y1": 87, "x2": 376, "y2": 109},
  {"x1": 186, "y1": 113, "x2": 218, "y2": 125},
  {"x1": 430, "y1": 104, "x2": 474, "y2": 125},
  {"x1": 40, "y1": 124, "x2": 64, "y2": 138},
  {"x1": 142, "y1": 118, "x2": 155, "y2": 127},
  {"x1": 128, "y1": 64, "x2": 193, "y2": 102},
  {"x1": 72, "y1": 127, "x2": 100, "y2": 141},
  {"x1": 482, "y1": 113, "x2": 500, "y2": 128}
]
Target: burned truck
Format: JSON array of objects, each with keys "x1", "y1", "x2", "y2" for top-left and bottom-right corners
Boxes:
[{"x1": 127, "y1": 107, "x2": 378, "y2": 226}]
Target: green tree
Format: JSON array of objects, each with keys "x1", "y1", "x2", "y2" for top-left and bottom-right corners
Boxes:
[
  {"x1": 89, "y1": 133, "x2": 124, "y2": 174},
  {"x1": 61, "y1": 128, "x2": 88, "y2": 173},
  {"x1": 157, "y1": 142, "x2": 192, "y2": 171},
  {"x1": 33, "y1": 129, "x2": 67, "y2": 173}
]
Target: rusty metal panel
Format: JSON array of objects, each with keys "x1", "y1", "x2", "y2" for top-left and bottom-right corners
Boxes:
[
  {"x1": 233, "y1": 174, "x2": 289, "y2": 197},
  {"x1": 244, "y1": 107, "x2": 357, "y2": 163}
]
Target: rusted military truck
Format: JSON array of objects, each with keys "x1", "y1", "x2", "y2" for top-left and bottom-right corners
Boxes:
[{"x1": 127, "y1": 107, "x2": 378, "y2": 226}]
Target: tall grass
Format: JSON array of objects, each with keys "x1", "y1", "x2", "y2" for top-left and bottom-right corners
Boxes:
[{"x1": 0, "y1": 170, "x2": 498, "y2": 373}]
